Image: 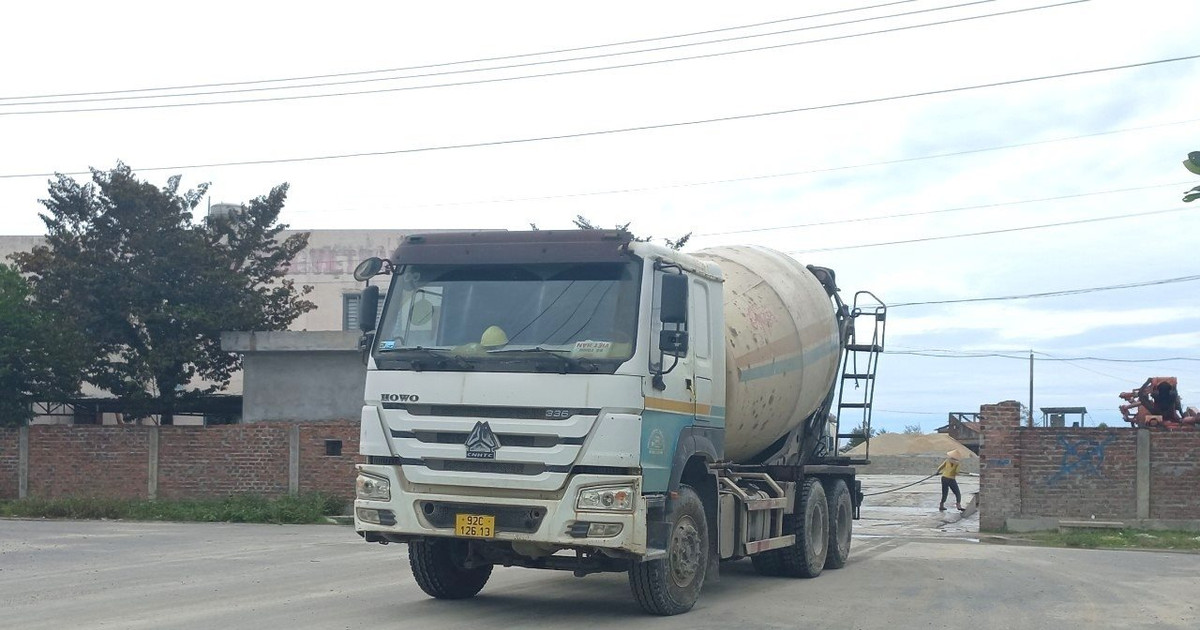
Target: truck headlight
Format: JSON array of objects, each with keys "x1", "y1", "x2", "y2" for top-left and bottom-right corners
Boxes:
[
  {"x1": 356, "y1": 473, "x2": 391, "y2": 501},
  {"x1": 576, "y1": 485, "x2": 634, "y2": 512}
]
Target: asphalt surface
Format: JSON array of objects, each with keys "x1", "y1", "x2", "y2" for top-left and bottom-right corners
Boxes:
[{"x1": 2, "y1": 476, "x2": 1196, "y2": 629}]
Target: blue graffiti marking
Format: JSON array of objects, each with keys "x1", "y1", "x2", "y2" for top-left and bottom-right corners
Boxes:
[{"x1": 1048, "y1": 434, "x2": 1117, "y2": 486}]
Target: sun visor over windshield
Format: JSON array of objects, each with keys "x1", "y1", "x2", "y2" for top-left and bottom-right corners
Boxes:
[{"x1": 391, "y1": 230, "x2": 635, "y2": 265}]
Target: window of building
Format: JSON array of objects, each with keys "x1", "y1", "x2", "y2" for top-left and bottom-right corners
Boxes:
[{"x1": 344, "y1": 292, "x2": 386, "y2": 331}]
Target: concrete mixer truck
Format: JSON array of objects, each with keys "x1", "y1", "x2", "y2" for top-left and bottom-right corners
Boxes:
[{"x1": 351, "y1": 229, "x2": 885, "y2": 615}]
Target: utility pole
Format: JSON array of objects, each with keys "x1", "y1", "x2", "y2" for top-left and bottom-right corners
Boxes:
[{"x1": 1028, "y1": 350, "x2": 1034, "y2": 428}]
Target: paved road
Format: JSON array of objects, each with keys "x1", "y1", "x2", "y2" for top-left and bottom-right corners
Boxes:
[{"x1": 2, "y1": 479, "x2": 1196, "y2": 629}]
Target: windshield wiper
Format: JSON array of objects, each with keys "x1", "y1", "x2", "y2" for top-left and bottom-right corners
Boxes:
[
  {"x1": 487, "y1": 347, "x2": 597, "y2": 374},
  {"x1": 379, "y1": 346, "x2": 473, "y2": 371}
]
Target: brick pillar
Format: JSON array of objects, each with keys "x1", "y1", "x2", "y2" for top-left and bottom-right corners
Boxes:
[{"x1": 979, "y1": 400, "x2": 1022, "y2": 531}]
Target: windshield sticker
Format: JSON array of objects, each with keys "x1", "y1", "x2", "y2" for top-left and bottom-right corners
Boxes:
[
  {"x1": 573, "y1": 340, "x2": 612, "y2": 356},
  {"x1": 379, "y1": 340, "x2": 396, "y2": 350}
]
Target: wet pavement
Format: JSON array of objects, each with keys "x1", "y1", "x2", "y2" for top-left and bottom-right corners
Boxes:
[{"x1": 856, "y1": 474, "x2": 980, "y2": 539}]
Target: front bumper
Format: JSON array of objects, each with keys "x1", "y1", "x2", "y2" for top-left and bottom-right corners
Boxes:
[{"x1": 353, "y1": 463, "x2": 649, "y2": 555}]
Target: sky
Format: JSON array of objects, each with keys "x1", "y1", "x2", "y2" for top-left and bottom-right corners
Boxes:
[{"x1": 2, "y1": 0, "x2": 1198, "y2": 432}]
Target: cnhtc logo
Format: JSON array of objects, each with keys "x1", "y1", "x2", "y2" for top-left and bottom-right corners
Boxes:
[{"x1": 465, "y1": 421, "x2": 501, "y2": 459}]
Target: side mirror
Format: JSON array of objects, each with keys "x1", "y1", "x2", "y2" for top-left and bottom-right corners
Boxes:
[
  {"x1": 353, "y1": 257, "x2": 385, "y2": 282},
  {"x1": 659, "y1": 330, "x2": 689, "y2": 356},
  {"x1": 359, "y1": 285, "x2": 380, "y2": 332},
  {"x1": 660, "y1": 273, "x2": 688, "y2": 324}
]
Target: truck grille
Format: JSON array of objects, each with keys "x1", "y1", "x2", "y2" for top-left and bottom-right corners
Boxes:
[
  {"x1": 391, "y1": 430, "x2": 584, "y2": 447},
  {"x1": 420, "y1": 501, "x2": 546, "y2": 533},
  {"x1": 383, "y1": 403, "x2": 599, "y2": 420}
]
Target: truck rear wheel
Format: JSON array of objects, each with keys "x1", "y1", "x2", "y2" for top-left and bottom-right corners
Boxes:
[
  {"x1": 408, "y1": 538, "x2": 493, "y2": 599},
  {"x1": 752, "y1": 478, "x2": 827, "y2": 578},
  {"x1": 823, "y1": 479, "x2": 852, "y2": 569},
  {"x1": 629, "y1": 485, "x2": 708, "y2": 615}
]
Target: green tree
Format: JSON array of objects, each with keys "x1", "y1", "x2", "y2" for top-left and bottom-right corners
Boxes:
[
  {"x1": 840, "y1": 420, "x2": 878, "y2": 452},
  {"x1": 13, "y1": 164, "x2": 315, "y2": 424},
  {"x1": 902, "y1": 423, "x2": 923, "y2": 434},
  {"x1": 0, "y1": 264, "x2": 84, "y2": 425}
]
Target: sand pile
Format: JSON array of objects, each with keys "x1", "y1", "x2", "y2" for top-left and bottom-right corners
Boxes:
[{"x1": 846, "y1": 432, "x2": 975, "y2": 457}]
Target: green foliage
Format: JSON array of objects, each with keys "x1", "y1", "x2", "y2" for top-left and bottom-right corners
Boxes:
[
  {"x1": 1183, "y1": 151, "x2": 1200, "y2": 202},
  {"x1": 902, "y1": 423, "x2": 923, "y2": 434},
  {"x1": 12, "y1": 164, "x2": 315, "y2": 423},
  {"x1": 840, "y1": 420, "x2": 878, "y2": 451},
  {"x1": 0, "y1": 493, "x2": 344, "y2": 524},
  {"x1": 571, "y1": 215, "x2": 692, "y2": 251},
  {"x1": 1021, "y1": 529, "x2": 1200, "y2": 551},
  {"x1": 0, "y1": 264, "x2": 84, "y2": 425}
]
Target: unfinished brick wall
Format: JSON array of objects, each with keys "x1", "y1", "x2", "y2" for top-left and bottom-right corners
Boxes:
[
  {"x1": 1149, "y1": 432, "x2": 1200, "y2": 520},
  {"x1": 157, "y1": 425, "x2": 291, "y2": 499},
  {"x1": 28, "y1": 426, "x2": 151, "y2": 499},
  {"x1": 1016, "y1": 428, "x2": 1138, "y2": 519},
  {"x1": 0, "y1": 427, "x2": 19, "y2": 499},
  {"x1": 0, "y1": 422, "x2": 362, "y2": 502},
  {"x1": 298, "y1": 421, "x2": 362, "y2": 498},
  {"x1": 980, "y1": 400, "x2": 1200, "y2": 530}
]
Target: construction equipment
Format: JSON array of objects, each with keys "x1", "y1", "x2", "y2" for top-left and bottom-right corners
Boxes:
[{"x1": 1118, "y1": 377, "x2": 1199, "y2": 429}]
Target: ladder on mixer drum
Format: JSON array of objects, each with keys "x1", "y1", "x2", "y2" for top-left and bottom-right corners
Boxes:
[{"x1": 836, "y1": 291, "x2": 887, "y2": 466}]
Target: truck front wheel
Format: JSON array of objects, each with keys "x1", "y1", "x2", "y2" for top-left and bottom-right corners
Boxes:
[
  {"x1": 629, "y1": 485, "x2": 708, "y2": 615},
  {"x1": 408, "y1": 538, "x2": 493, "y2": 599}
]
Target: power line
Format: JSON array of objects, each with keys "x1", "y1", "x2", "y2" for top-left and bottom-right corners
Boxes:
[
  {"x1": 789, "y1": 205, "x2": 1197, "y2": 254},
  {"x1": 3, "y1": 53, "x2": 1195, "y2": 180},
  {"x1": 280, "y1": 117, "x2": 1200, "y2": 215},
  {"x1": 890, "y1": 272, "x2": 1200, "y2": 307},
  {"x1": 696, "y1": 181, "x2": 1194, "y2": 237},
  {"x1": 1, "y1": 1, "x2": 1094, "y2": 116},
  {"x1": 3, "y1": 1, "x2": 984, "y2": 106},
  {"x1": 1037, "y1": 351, "x2": 1131, "y2": 383},
  {"x1": 0, "y1": 0, "x2": 926, "y2": 101}
]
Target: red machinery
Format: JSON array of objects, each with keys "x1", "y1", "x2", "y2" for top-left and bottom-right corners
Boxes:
[{"x1": 1119, "y1": 377, "x2": 1199, "y2": 430}]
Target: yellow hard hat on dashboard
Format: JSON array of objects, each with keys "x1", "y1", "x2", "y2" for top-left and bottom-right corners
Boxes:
[{"x1": 480, "y1": 325, "x2": 509, "y2": 348}]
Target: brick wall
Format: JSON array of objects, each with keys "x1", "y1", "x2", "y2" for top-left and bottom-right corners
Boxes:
[
  {"x1": 157, "y1": 425, "x2": 291, "y2": 499},
  {"x1": 298, "y1": 421, "x2": 361, "y2": 498},
  {"x1": 0, "y1": 422, "x2": 362, "y2": 502},
  {"x1": 1016, "y1": 428, "x2": 1138, "y2": 519},
  {"x1": 29, "y1": 426, "x2": 151, "y2": 499},
  {"x1": 979, "y1": 401, "x2": 1022, "y2": 531},
  {"x1": 0, "y1": 427, "x2": 19, "y2": 499},
  {"x1": 1149, "y1": 431, "x2": 1200, "y2": 520},
  {"x1": 980, "y1": 400, "x2": 1200, "y2": 530}
]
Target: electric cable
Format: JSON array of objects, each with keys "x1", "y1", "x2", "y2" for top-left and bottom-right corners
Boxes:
[
  {"x1": 2, "y1": 52, "x2": 1194, "y2": 179},
  {"x1": 890, "y1": 272, "x2": 1200, "y2": 307},
  {"x1": 2, "y1": 1, "x2": 1000, "y2": 107},
  {"x1": 788, "y1": 205, "x2": 1197, "y2": 254},
  {"x1": 0, "y1": 1, "x2": 1088, "y2": 115},
  {"x1": 0, "y1": 0, "x2": 927, "y2": 101}
]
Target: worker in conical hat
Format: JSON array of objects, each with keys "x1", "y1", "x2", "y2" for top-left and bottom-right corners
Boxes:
[{"x1": 937, "y1": 450, "x2": 964, "y2": 512}]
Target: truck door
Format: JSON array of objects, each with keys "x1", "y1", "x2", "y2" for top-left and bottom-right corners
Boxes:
[
  {"x1": 646, "y1": 269, "x2": 694, "y2": 414},
  {"x1": 690, "y1": 279, "x2": 715, "y2": 426},
  {"x1": 642, "y1": 269, "x2": 697, "y2": 492}
]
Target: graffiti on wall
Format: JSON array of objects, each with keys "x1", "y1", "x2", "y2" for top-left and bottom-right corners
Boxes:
[{"x1": 1047, "y1": 433, "x2": 1117, "y2": 486}]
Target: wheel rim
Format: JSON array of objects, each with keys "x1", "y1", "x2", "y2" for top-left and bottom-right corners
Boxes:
[
  {"x1": 669, "y1": 515, "x2": 703, "y2": 588},
  {"x1": 836, "y1": 498, "x2": 852, "y2": 547},
  {"x1": 809, "y1": 500, "x2": 828, "y2": 558}
]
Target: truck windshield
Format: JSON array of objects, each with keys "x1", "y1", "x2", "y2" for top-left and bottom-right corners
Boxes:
[{"x1": 373, "y1": 261, "x2": 641, "y2": 373}]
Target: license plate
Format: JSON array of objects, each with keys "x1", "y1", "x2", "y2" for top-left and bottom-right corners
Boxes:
[{"x1": 455, "y1": 513, "x2": 496, "y2": 538}]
